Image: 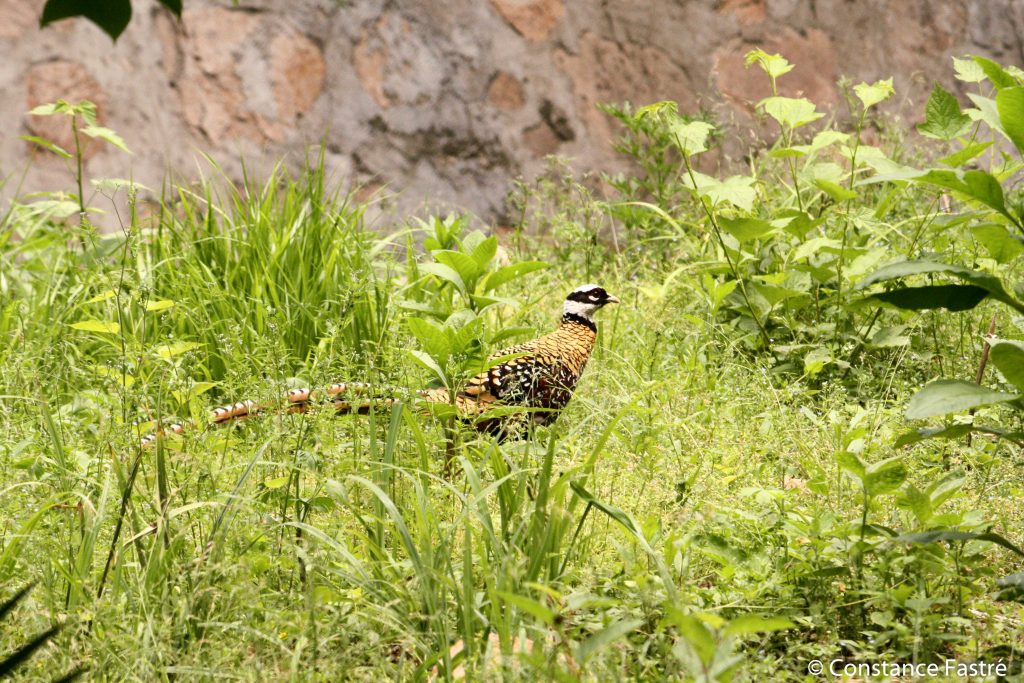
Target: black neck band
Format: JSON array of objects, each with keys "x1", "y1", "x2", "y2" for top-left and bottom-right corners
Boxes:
[{"x1": 562, "y1": 313, "x2": 597, "y2": 332}]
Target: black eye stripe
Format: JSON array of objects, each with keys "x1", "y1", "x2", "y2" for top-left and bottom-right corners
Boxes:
[{"x1": 567, "y1": 287, "x2": 606, "y2": 302}]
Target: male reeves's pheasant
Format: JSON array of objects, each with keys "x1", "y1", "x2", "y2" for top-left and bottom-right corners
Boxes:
[{"x1": 143, "y1": 284, "x2": 618, "y2": 444}]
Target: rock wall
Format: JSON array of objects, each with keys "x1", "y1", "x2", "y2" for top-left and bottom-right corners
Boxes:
[{"x1": 1, "y1": 0, "x2": 1021, "y2": 222}]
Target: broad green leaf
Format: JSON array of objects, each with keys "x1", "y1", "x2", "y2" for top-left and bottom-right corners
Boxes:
[
  {"x1": 469, "y1": 293, "x2": 516, "y2": 312},
  {"x1": 444, "y1": 307, "x2": 476, "y2": 330},
  {"x1": 188, "y1": 381, "x2": 217, "y2": 397},
  {"x1": 496, "y1": 591, "x2": 555, "y2": 625},
  {"x1": 862, "y1": 284, "x2": 988, "y2": 312},
  {"x1": 859, "y1": 259, "x2": 1023, "y2": 312},
  {"x1": 780, "y1": 210, "x2": 824, "y2": 238},
  {"x1": 961, "y1": 169, "x2": 1008, "y2": 216},
  {"x1": 905, "y1": 379, "x2": 1019, "y2": 420},
  {"x1": 836, "y1": 450, "x2": 865, "y2": 482},
  {"x1": 41, "y1": 0, "x2": 132, "y2": 40},
  {"x1": 929, "y1": 471, "x2": 967, "y2": 508},
  {"x1": 859, "y1": 260, "x2": 967, "y2": 285},
  {"x1": 145, "y1": 299, "x2": 176, "y2": 312},
  {"x1": 990, "y1": 341, "x2": 1024, "y2": 392},
  {"x1": 20, "y1": 135, "x2": 71, "y2": 159},
  {"x1": 155, "y1": 341, "x2": 200, "y2": 358},
  {"x1": 468, "y1": 235, "x2": 498, "y2": 268},
  {"x1": 744, "y1": 49, "x2": 793, "y2": 79},
  {"x1": 917, "y1": 83, "x2": 970, "y2": 140},
  {"x1": 28, "y1": 103, "x2": 63, "y2": 116},
  {"x1": 405, "y1": 349, "x2": 447, "y2": 386},
  {"x1": 900, "y1": 485, "x2": 932, "y2": 524},
  {"x1": 865, "y1": 457, "x2": 907, "y2": 496},
  {"x1": 688, "y1": 173, "x2": 757, "y2": 211},
  {"x1": 938, "y1": 140, "x2": 992, "y2": 167},
  {"x1": 854, "y1": 79, "x2": 894, "y2": 109},
  {"x1": 897, "y1": 530, "x2": 1024, "y2": 557},
  {"x1": 953, "y1": 56, "x2": 986, "y2": 83},
  {"x1": 971, "y1": 224, "x2": 1024, "y2": 263},
  {"x1": 791, "y1": 130, "x2": 849, "y2": 156},
  {"x1": 419, "y1": 262, "x2": 466, "y2": 293},
  {"x1": 868, "y1": 325, "x2": 911, "y2": 348},
  {"x1": 676, "y1": 615, "x2": 716, "y2": 666},
  {"x1": 804, "y1": 160, "x2": 844, "y2": 184},
  {"x1": 813, "y1": 179, "x2": 857, "y2": 202},
  {"x1": 723, "y1": 615, "x2": 796, "y2": 637},
  {"x1": 972, "y1": 55, "x2": 1016, "y2": 90},
  {"x1": 718, "y1": 217, "x2": 776, "y2": 242},
  {"x1": 803, "y1": 347, "x2": 831, "y2": 376},
  {"x1": 81, "y1": 125, "x2": 131, "y2": 153},
  {"x1": 634, "y1": 100, "x2": 679, "y2": 122},
  {"x1": 845, "y1": 248, "x2": 890, "y2": 282},
  {"x1": 94, "y1": 365, "x2": 134, "y2": 387},
  {"x1": 85, "y1": 289, "x2": 116, "y2": 303},
  {"x1": 449, "y1": 316, "x2": 483, "y2": 355},
  {"x1": 395, "y1": 299, "x2": 440, "y2": 316},
  {"x1": 855, "y1": 167, "x2": 926, "y2": 186},
  {"x1": 965, "y1": 93, "x2": 1003, "y2": 133},
  {"x1": 792, "y1": 237, "x2": 841, "y2": 262},
  {"x1": 669, "y1": 120, "x2": 715, "y2": 155},
  {"x1": 996, "y1": 86, "x2": 1024, "y2": 155},
  {"x1": 433, "y1": 250, "x2": 482, "y2": 287},
  {"x1": 705, "y1": 276, "x2": 737, "y2": 309},
  {"x1": 751, "y1": 282, "x2": 807, "y2": 307},
  {"x1": 577, "y1": 619, "x2": 643, "y2": 663},
  {"x1": 264, "y1": 476, "x2": 290, "y2": 490},
  {"x1": 760, "y1": 96, "x2": 824, "y2": 129},
  {"x1": 75, "y1": 100, "x2": 98, "y2": 124},
  {"x1": 895, "y1": 424, "x2": 1021, "y2": 447},
  {"x1": 70, "y1": 320, "x2": 120, "y2": 334},
  {"x1": 406, "y1": 317, "x2": 450, "y2": 362},
  {"x1": 460, "y1": 228, "x2": 487, "y2": 254},
  {"x1": 481, "y1": 261, "x2": 548, "y2": 292}
]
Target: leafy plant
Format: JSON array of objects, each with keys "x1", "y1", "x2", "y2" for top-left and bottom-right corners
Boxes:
[
  {"x1": 40, "y1": 0, "x2": 181, "y2": 41},
  {"x1": 859, "y1": 57, "x2": 1024, "y2": 448},
  {"x1": 22, "y1": 99, "x2": 132, "y2": 245},
  {"x1": 601, "y1": 50, "x2": 929, "y2": 385},
  {"x1": 398, "y1": 215, "x2": 547, "y2": 428}
]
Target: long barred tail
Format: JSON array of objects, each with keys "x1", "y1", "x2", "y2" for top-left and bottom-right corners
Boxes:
[{"x1": 140, "y1": 382, "x2": 430, "y2": 447}]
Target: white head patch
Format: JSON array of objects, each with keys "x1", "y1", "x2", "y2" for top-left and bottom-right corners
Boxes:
[
  {"x1": 563, "y1": 284, "x2": 606, "y2": 321},
  {"x1": 564, "y1": 298, "x2": 600, "y2": 320}
]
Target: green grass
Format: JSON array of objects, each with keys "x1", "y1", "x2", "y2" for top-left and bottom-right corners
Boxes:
[{"x1": 2, "y1": 152, "x2": 1024, "y2": 682}]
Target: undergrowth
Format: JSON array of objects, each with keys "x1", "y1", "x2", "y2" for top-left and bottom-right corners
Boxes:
[{"x1": 1, "y1": 53, "x2": 1023, "y2": 681}]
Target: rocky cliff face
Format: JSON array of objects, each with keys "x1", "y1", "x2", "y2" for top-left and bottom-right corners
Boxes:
[{"x1": 2, "y1": 0, "x2": 1021, "y2": 221}]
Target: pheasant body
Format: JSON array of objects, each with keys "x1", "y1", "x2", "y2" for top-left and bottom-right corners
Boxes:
[
  {"x1": 141, "y1": 284, "x2": 617, "y2": 445},
  {"x1": 414, "y1": 315, "x2": 598, "y2": 436}
]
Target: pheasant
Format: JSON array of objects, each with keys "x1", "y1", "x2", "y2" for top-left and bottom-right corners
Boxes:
[{"x1": 141, "y1": 284, "x2": 618, "y2": 445}]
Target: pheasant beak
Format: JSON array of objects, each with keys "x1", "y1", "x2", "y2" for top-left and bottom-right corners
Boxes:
[{"x1": 606, "y1": 294, "x2": 620, "y2": 305}]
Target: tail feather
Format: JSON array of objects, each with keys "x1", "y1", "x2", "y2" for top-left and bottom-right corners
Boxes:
[
  {"x1": 141, "y1": 381, "x2": 419, "y2": 447},
  {"x1": 140, "y1": 380, "x2": 527, "y2": 447}
]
